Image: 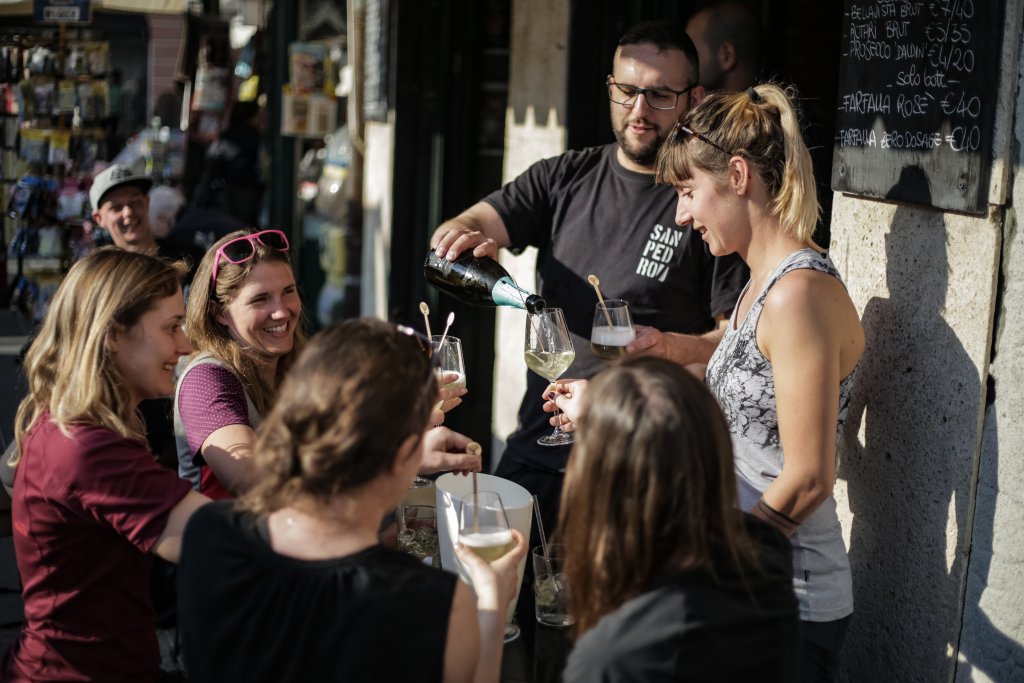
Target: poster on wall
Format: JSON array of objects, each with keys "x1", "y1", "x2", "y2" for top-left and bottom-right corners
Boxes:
[
  {"x1": 35, "y1": 0, "x2": 92, "y2": 25},
  {"x1": 281, "y1": 89, "x2": 338, "y2": 139}
]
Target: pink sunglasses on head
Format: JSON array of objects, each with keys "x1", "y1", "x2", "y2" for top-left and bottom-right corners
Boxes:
[{"x1": 211, "y1": 229, "x2": 290, "y2": 283}]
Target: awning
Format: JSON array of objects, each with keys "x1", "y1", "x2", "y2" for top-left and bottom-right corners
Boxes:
[{"x1": 0, "y1": 1, "x2": 187, "y2": 16}]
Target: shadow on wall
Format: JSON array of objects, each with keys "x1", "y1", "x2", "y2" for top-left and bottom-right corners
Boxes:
[
  {"x1": 955, "y1": 404, "x2": 1024, "y2": 680},
  {"x1": 838, "y1": 167, "x2": 1021, "y2": 680}
]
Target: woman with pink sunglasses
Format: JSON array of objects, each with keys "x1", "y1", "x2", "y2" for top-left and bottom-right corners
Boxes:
[
  {"x1": 175, "y1": 230, "x2": 480, "y2": 500},
  {"x1": 174, "y1": 229, "x2": 307, "y2": 499}
]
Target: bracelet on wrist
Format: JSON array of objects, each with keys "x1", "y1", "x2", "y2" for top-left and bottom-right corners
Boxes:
[{"x1": 757, "y1": 496, "x2": 799, "y2": 530}]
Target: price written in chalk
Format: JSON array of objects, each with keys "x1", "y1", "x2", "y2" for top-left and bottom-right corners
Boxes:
[{"x1": 833, "y1": 0, "x2": 1003, "y2": 213}]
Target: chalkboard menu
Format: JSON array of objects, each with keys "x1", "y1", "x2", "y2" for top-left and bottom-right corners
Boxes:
[{"x1": 832, "y1": 0, "x2": 1004, "y2": 214}]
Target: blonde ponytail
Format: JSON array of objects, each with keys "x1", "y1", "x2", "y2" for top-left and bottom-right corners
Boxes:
[
  {"x1": 755, "y1": 84, "x2": 821, "y2": 249},
  {"x1": 656, "y1": 82, "x2": 821, "y2": 250}
]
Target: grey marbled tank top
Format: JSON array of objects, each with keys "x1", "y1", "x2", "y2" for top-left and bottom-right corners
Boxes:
[{"x1": 706, "y1": 248, "x2": 855, "y2": 622}]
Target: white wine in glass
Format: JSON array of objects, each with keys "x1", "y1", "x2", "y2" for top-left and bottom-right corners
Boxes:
[
  {"x1": 458, "y1": 491, "x2": 513, "y2": 559},
  {"x1": 431, "y1": 335, "x2": 467, "y2": 393},
  {"x1": 525, "y1": 307, "x2": 575, "y2": 446},
  {"x1": 458, "y1": 491, "x2": 520, "y2": 643},
  {"x1": 590, "y1": 299, "x2": 636, "y2": 361},
  {"x1": 408, "y1": 335, "x2": 469, "y2": 490}
]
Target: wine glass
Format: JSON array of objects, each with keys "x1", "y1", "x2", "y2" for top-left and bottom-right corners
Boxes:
[
  {"x1": 525, "y1": 307, "x2": 575, "y2": 446},
  {"x1": 431, "y1": 335, "x2": 467, "y2": 403},
  {"x1": 590, "y1": 299, "x2": 635, "y2": 361},
  {"x1": 409, "y1": 335, "x2": 467, "y2": 490},
  {"x1": 458, "y1": 490, "x2": 520, "y2": 642}
]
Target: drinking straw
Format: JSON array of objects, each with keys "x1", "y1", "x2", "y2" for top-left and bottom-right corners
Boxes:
[
  {"x1": 467, "y1": 442, "x2": 482, "y2": 532},
  {"x1": 429, "y1": 312, "x2": 455, "y2": 429},
  {"x1": 439, "y1": 311, "x2": 455, "y2": 347},
  {"x1": 533, "y1": 494, "x2": 557, "y2": 592},
  {"x1": 588, "y1": 274, "x2": 614, "y2": 328},
  {"x1": 419, "y1": 301, "x2": 433, "y2": 340}
]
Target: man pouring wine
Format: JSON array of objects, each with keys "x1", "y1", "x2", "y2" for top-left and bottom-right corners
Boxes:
[{"x1": 430, "y1": 20, "x2": 747, "y2": 539}]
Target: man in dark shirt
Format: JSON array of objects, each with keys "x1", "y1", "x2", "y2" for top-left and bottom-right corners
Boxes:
[{"x1": 431, "y1": 21, "x2": 748, "y2": 535}]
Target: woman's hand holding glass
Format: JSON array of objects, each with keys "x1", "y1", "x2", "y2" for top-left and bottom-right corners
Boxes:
[
  {"x1": 431, "y1": 335, "x2": 467, "y2": 421},
  {"x1": 429, "y1": 376, "x2": 468, "y2": 425},
  {"x1": 411, "y1": 336, "x2": 467, "y2": 488},
  {"x1": 457, "y1": 491, "x2": 525, "y2": 643},
  {"x1": 525, "y1": 308, "x2": 575, "y2": 446},
  {"x1": 455, "y1": 528, "x2": 527, "y2": 611},
  {"x1": 541, "y1": 379, "x2": 589, "y2": 433}
]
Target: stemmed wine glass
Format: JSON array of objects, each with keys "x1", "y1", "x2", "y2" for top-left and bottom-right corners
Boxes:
[
  {"x1": 525, "y1": 307, "x2": 575, "y2": 446},
  {"x1": 590, "y1": 299, "x2": 635, "y2": 361},
  {"x1": 408, "y1": 335, "x2": 467, "y2": 490},
  {"x1": 431, "y1": 335, "x2": 467, "y2": 401},
  {"x1": 458, "y1": 490, "x2": 519, "y2": 642}
]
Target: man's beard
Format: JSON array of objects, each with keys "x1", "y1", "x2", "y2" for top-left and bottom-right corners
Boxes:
[{"x1": 613, "y1": 122, "x2": 665, "y2": 167}]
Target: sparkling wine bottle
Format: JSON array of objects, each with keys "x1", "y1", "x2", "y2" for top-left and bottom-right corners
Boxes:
[{"x1": 424, "y1": 249, "x2": 546, "y2": 313}]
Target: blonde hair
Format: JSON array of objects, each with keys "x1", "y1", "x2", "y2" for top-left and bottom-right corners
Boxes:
[
  {"x1": 13, "y1": 248, "x2": 187, "y2": 464},
  {"x1": 656, "y1": 82, "x2": 821, "y2": 249},
  {"x1": 186, "y1": 230, "x2": 307, "y2": 415}
]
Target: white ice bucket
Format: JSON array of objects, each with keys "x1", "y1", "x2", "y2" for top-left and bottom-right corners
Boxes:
[{"x1": 435, "y1": 473, "x2": 533, "y2": 621}]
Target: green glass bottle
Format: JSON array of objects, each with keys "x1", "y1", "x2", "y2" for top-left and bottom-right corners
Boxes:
[{"x1": 424, "y1": 249, "x2": 545, "y2": 313}]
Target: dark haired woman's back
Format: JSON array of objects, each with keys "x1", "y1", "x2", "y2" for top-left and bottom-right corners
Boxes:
[
  {"x1": 563, "y1": 515, "x2": 799, "y2": 683},
  {"x1": 178, "y1": 501, "x2": 457, "y2": 682}
]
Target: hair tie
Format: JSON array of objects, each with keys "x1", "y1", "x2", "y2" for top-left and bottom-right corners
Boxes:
[{"x1": 745, "y1": 86, "x2": 763, "y2": 103}]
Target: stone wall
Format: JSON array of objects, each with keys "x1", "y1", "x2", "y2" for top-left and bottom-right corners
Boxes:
[
  {"x1": 830, "y1": 2, "x2": 1024, "y2": 680},
  {"x1": 830, "y1": 200, "x2": 999, "y2": 681},
  {"x1": 955, "y1": 1, "x2": 1024, "y2": 679}
]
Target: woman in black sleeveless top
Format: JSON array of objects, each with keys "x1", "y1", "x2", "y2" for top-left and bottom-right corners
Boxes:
[
  {"x1": 553, "y1": 357, "x2": 799, "y2": 682},
  {"x1": 178, "y1": 319, "x2": 526, "y2": 682}
]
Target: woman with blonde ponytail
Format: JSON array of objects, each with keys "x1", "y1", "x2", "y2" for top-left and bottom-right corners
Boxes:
[{"x1": 650, "y1": 83, "x2": 865, "y2": 681}]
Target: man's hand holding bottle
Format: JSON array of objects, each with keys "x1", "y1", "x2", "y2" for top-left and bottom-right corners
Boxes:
[{"x1": 431, "y1": 203, "x2": 510, "y2": 262}]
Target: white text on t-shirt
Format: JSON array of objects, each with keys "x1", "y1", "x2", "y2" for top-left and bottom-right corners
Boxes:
[{"x1": 636, "y1": 224, "x2": 683, "y2": 282}]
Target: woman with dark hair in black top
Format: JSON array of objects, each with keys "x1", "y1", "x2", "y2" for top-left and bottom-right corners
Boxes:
[
  {"x1": 178, "y1": 319, "x2": 526, "y2": 683},
  {"x1": 549, "y1": 357, "x2": 799, "y2": 682}
]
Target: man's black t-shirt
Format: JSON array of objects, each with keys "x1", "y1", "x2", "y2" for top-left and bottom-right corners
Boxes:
[
  {"x1": 485, "y1": 144, "x2": 748, "y2": 472},
  {"x1": 563, "y1": 515, "x2": 800, "y2": 683},
  {"x1": 178, "y1": 502, "x2": 457, "y2": 683}
]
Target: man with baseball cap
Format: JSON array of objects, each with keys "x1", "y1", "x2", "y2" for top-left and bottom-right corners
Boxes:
[{"x1": 89, "y1": 164, "x2": 157, "y2": 255}]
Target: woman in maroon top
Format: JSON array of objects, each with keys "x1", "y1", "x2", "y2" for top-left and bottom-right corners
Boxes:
[{"x1": 2, "y1": 248, "x2": 209, "y2": 682}]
